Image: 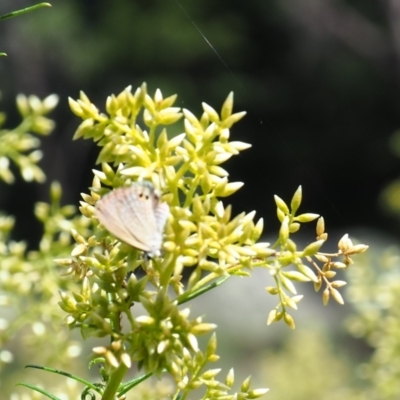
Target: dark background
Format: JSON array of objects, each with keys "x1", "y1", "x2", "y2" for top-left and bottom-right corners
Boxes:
[{"x1": 1, "y1": 0, "x2": 399, "y2": 247}]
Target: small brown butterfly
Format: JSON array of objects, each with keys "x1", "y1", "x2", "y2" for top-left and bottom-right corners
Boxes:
[{"x1": 96, "y1": 181, "x2": 169, "y2": 257}]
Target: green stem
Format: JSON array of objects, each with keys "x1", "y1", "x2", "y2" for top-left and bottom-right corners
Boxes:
[
  {"x1": 176, "y1": 263, "x2": 241, "y2": 305},
  {"x1": 148, "y1": 125, "x2": 157, "y2": 151},
  {"x1": 179, "y1": 354, "x2": 209, "y2": 400},
  {"x1": 107, "y1": 292, "x2": 122, "y2": 337},
  {"x1": 101, "y1": 363, "x2": 128, "y2": 400},
  {"x1": 188, "y1": 262, "x2": 240, "y2": 292},
  {"x1": 174, "y1": 160, "x2": 190, "y2": 183},
  {"x1": 172, "y1": 160, "x2": 191, "y2": 206},
  {"x1": 159, "y1": 252, "x2": 179, "y2": 289},
  {"x1": 177, "y1": 275, "x2": 230, "y2": 305},
  {"x1": 183, "y1": 174, "x2": 200, "y2": 208}
]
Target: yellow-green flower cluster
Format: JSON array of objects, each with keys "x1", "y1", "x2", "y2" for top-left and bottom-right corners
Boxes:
[
  {"x1": 265, "y1": 187, "x2": 368, "y2": 329},
  {"x1": 174, "y1": 334, "x2": 268, "y2": 400},
  {"x1": 0, "y1": 94, "x2": 58, "y2": 183},
  {"x1": 0, "y1": 181, "x2": 91, "y2": 384},
  {"x1": 63, "y1": 84, "x2": 275, "y2": 395},
  {"x1": 59, "y1": 83, "x2": 369, "y2": 399},
  {"x1": 68, "y1": 83, "x2": 273, "y2": 296}
]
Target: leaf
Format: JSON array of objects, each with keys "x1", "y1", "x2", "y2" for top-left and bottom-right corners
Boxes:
[
  {"x1": 16, "y1": 383, "x2": 62, "y2": 400},
  {"x1": 24, "y1": 365, "x2": 100, "y2": 394},
  {"x1": 0, "y1": 3, "x2": 51, "y2": 22}
]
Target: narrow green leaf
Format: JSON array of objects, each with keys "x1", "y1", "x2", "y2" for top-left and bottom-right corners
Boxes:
[
  {"x1": 177, "y1": 276, "x2": 230, "y2": 305},
  {"x1": 118, "y1": 372, "x2": 155, "y2": 395},
  {"x1": 16, "y1": 383, "x2": 61, "y2": 400},
  {"x1": 24, "y1": 365, "x2": 101, "y2": 394},
  {"x1": 0, "y1": 3, "x2": 51, "y2": 22}
]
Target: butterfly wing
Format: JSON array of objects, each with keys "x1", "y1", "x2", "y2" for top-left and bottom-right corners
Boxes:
[
  {"x1": 155, "y1": 202, "x2": 170, "y2": 234},
  {"x1": 118, "y1": 185, "x2": 160, "y2": 252},
  {"x1": 96, "y1": 188, "x2": 149, "y2": 250},
  {"x1": 96, "y1": 182, "x2": 169, "y2": 256}
]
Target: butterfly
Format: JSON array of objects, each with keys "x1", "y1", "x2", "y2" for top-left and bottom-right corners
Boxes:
[{"x1": 95, "y1": 181, "x2": 169, "y2": 257}]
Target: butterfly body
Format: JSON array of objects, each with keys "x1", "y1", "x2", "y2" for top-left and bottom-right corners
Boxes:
[{"x1": 96, "y1": 182, "x2": 169, "y2": 257}]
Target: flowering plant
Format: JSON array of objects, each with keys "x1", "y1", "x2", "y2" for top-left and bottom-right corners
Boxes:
[{"x1": 0, "y1": 84, "x2": 367, "y2": 399}]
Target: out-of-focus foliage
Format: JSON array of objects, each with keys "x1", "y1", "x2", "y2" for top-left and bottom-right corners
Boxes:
[
  {"x1": 0, "y1": 94, "x2": 58, "y2": 183},
  {"x1": 345, "y1": 246, "x2": 400, "y2": 399},
  {"x1": 380, "y1": 130, "x2": 400, "y2": 219},
  {"x1": 0, "y1": 178, "x2": 91, "y2": 380},
  {"x1": 258, "y1": 329, "x2": 361, "y2": 400},
  {"x1": 250, "y1": 243, "x2": 400, "y2": 400},
  {"x1": 0, "y1": 96, "x2": 92, "y2": 398}
]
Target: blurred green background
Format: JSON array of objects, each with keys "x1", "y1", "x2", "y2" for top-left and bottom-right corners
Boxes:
[{"x1": 1, "y1": 0, "x2": 400, "y2": 398}]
